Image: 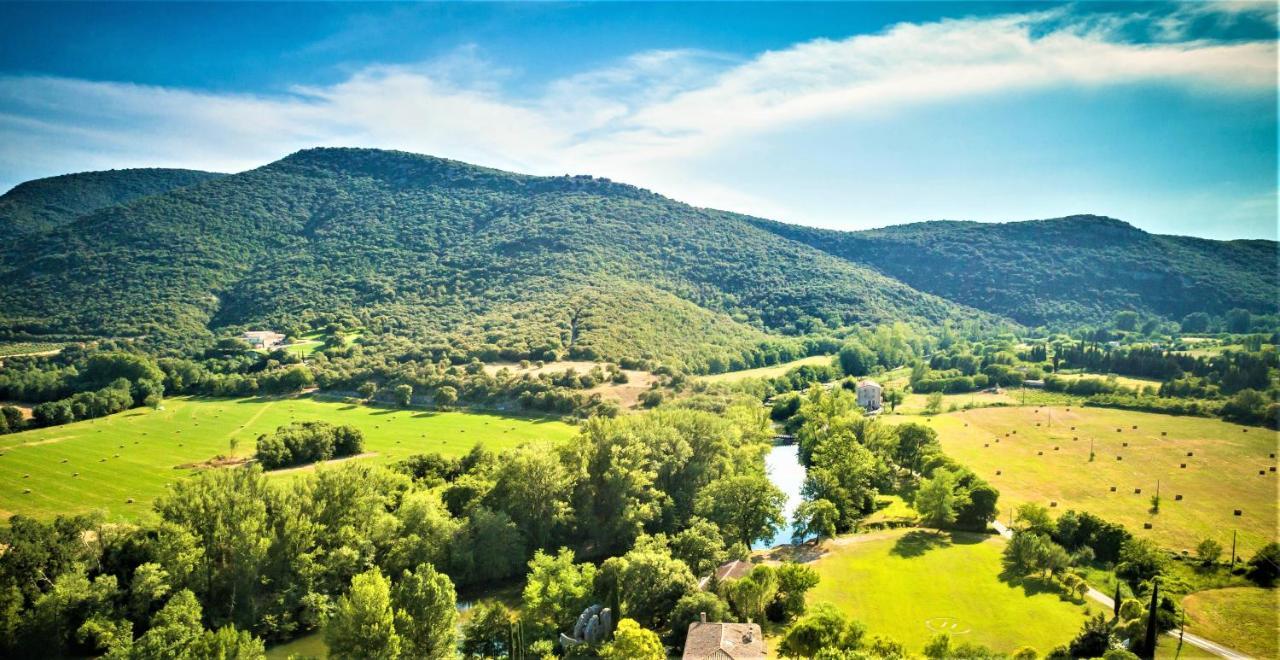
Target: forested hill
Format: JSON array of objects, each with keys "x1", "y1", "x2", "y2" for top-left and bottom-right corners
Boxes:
[
  {"x1": 0, "y1": 148, "x2": 991, "y2": 368},
  {"x1": 0, "y1": 168, "x2": 224, "y2": 235},
  {"x1": 743, "y1": 214, "x2": 1279, "y2": 326}
]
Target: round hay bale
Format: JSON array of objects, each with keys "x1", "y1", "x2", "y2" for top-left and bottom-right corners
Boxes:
[
  {"x1": 1132, "y1": 425, "x2": 1137, "y2": 430},
  {"x1": 1071, "y1": 426, "x2": 1076, "y2": 431},
  {"x1": 1117, "y1": 456, "x2": 1123, "y2": 461},
  {"x1": 1116, "y1": 428, "x2": 1122, "y2": 432},
  {"x1": 60, "y1": 459, "x2": 67, "y2": 463},
  {"x1": 983, "y1": 443, "x2": 988, "y2": 448},
  {"x1": 1161, "y1": 431, "x2": 1167, "y2": 436},
  {"x1": 72, "y1": 472, "x2": 78, "y2": 477},
  {"x1": 1011, "y1": 430, "x2": 1017, "y2": 435},
  {"x1": 1037, "y1": 450, "x2": 1043, "y2": 455},
  {"x1": 126, "y1": 498, "x2": 134, "y2": 504},
  {"x1": 1134, "y1": 488, "x2": 1142, "y2": 494},
  {"x1": 1049, "y1": 501, "x2": 1057, "y2": 507},
  {"x1": 1234, "y1": 509, "x2": 1242, "y2": 516},
  {"x1": 22, "y1": 488, "x2": 30, "y2": 494},
  {"x1": 1036, "y1": 422, "x2": 1041, "y2": 427},
  {"x1": 22, "y1": 474, "x2": 29, "y2": 479},
  {"x1": 1110, "y1": 486, "x2": 1117, "y2": 492},
  {"x1": 1175, "y1": 494, "x2": 1183, "y2": 501},
  {"x1": 1180, "y1": 464, "x2": 1186, "y2": 468},
  {"x1": 1187, "y1": 452, "x2": 1194, "y2": 457},
  {"x1": 1054, "y1": 446, "x2": 1060, "y2": 451},
  {"x1": 1143, "y1": 522, "x2": 1153, "y2": 529}
]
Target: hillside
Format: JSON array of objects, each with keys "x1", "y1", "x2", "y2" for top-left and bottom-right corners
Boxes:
[
  {"x1": 0, "y1": 168, "x2": 224, "y2": 235},
  {"x1": 745, "y1": 215, "x2": 1279, "y2": 326},
  {"x1": 0, "y1": 148, "x2": 991, "y2": 369}
]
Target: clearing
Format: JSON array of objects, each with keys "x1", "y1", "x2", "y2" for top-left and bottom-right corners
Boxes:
[
  {"x1": 697, "y1": 354, "x2": 834, "y2": 384},
  {"x1": 0, "y1": 395, "x2": 576, "y2": 522},
  {"x1": 887, "y1": 406, "x2": 1279, "y2": 557},
  {"x1": 804, "y1": 528, "x2": 1100, "y2": 653},
  {"x1": 482, "y1": 360, "x2": 657, "y2": 409}
]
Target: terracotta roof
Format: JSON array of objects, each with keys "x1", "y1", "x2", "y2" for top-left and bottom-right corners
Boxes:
[
  {"x1": 682, "y1": 622, "x2": 765, "y2": 660},
  {"x1": 857, "y1": 379, "x2": 882, "y2": 389}
]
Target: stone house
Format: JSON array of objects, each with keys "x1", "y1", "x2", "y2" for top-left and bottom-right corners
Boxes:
[{"x1": 856, "y1": 379, "x2": 883, "y2": 412}]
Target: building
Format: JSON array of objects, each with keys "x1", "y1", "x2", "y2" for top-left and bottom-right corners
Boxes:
[
  {"x1": 682, "y1": 614, "x2": 766, "y2": 660},
  {"x1": 856, "y1": 379, "x2": 883, "y2": 412},
  {"x1": 241, "y1": 330, "x2": 285, "y2": 350}
]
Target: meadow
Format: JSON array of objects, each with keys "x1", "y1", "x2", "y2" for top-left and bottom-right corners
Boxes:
[
  {"x1": 804, "y1": 528, "x2": 1100, "y2": 653},
  {"x1": 0, "y1": 395, "x2": 576, "y2": 522},
  {"x1": 697, "y1": 354, "x2": 834, "y2": 384},
  {"x1": 890, "y1": 406, "x2": 1279, "y2": 556},
  {"x1": 1180, "y1": 587, "x2": 1279, "y2": 659}
]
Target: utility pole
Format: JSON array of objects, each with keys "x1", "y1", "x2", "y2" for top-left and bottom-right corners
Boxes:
[{"x1": 1231, "y1": 530, "x2": 1238, "y2": 568}]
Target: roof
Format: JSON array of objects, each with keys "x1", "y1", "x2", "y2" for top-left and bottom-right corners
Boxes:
[
  {"x1": 682, "y1": 622, "x2": 765, "y2": 660},
  {"x1": 856, "y1": 379, "x2": 882, "y2": 389}
]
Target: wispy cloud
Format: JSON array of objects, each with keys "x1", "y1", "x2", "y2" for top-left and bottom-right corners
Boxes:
[{"x1": 0, "y1": 6, "x2": 1273, "y2": 222}]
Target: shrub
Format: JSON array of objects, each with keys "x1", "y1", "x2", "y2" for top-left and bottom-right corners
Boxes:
[{"x1": 254, "y1": 421, "x2": 364, "y2": 469}]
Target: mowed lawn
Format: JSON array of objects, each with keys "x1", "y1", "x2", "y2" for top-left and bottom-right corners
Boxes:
[
  {"x1": 806, "y1": 528, "x2": 1099, "y2": 653},
  {"x1": 894, "y1": 407, "x2": 1279, "y2": 556},
  {"x1": 0, "y1": 396, "x2": 576, "y2": 522},
  {"x1": 697, "y1": 355, "x2": 834, "y2": 384}
]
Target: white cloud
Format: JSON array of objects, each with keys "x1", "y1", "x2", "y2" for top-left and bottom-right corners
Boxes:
[{"x1": 0, "y1": 7, "x2": 1274, "y2": 225}]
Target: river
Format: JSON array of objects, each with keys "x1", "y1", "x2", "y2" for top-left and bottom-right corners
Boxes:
[{"x1": 754, "y1": 442, "x2": 807, "y2": 549}]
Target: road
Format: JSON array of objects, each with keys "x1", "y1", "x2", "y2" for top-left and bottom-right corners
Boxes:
[{"x1": 990, "y1": 521, "x2": 1250, "y2": 659}]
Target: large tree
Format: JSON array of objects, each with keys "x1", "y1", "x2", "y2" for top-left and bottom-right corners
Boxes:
[
  {"x1": 695, "y1": 474, "x2": 786, "y2": 547},
  {"x1": 325, "y1": 568, "x2": 400, "y2": 660},
  {"x1": 392, "y1": 564, "x2": 457, "y2": 660}
]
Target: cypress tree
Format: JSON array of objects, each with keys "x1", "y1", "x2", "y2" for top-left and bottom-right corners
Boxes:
[
  {"x1": 1142, "y1": 580, "x2": 1160, "y2": 658},
  {"x1": 1113, "y1": 581, "x2": 1121, "y2": 617}
]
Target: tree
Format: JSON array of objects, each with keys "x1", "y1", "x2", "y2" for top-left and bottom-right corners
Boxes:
[
  {"x1": 722, "y1": 565, "x2": 778, "y2": 623},
  {"x1": 792, "y1": 499, "x2": 839, "y2": 545},
  {"x1": 325, "y1": 568, "x2": 401, "y2": 660},
  {"x1": 1117, "y1": 538, "x2": 1167, "y2": 583},
  {"x1": 600, "y1": 618, "x2": 664, "y2": 660},
  {"x1": 435, "y1": 385, "x2": 458, "y2": 409},
  {"x1": 357, "y1": 382, "x2": 377, "y2": 401},
  {"x1": 1180, "y1": 312, "x2": 1211, "y2": 333},
  {"x1": 837, "y1": 341, "x2": 876, "y2": 377},
  {"x1": 486, "y1": 443, "x2": 573, "y2": 550},
  {"x1": 1014, "y1": 503, "x2": 1054, "y2": 536},
  {"x1": 1225, "y1": 308, "x2": 1252, "y2": 333},
  {"x1": 695, "y1": 474, "x2": 786, "y2": 547},
  {"x1": 127, "y1": 590, "x2": 205, "y2": 659},
  {"x1": 914, "y1": 468, "x2": 963, "y2": 529},
  {"x1": 393, "y1": 564, "x2": 457, "y2": 660},
  {"x1": 773, "y1": 563, "x2": 820, "y2": 621},
  {"x1": 522, "y1": 548, "x2": 597, "y2": 639},
  {"x1": 779, "y1": 603, "x2": 865, "y2": 657},
  {"x1": 893, "y1": 423, "x2": 937, "y2": 474},
  {"x1": 1067, "y1": 614, "x2": 1114, "y2": 659},
  {"x1": 1195, "y1": 538, "x2": 1222, "y2": 566},
  {"x1": 1245, "y1": 542, "x2": 1280, "y2": 587},
  {"x1": 1003, "y1": 532, "x2": 1047, "y2": 577},
  {"x1": 883, "y1": 389, "x2": 905, "y2": 412},
  {"x1": 393, "y1": 384, "x2": 413, "y2": 407},
  {"x1": 1113, "y1": 311, "x2": 1139, "y2": 332},
  {"x1": 924, "y1": 392, "x2": 944, "y2": 415},
  {"x1": 670, "y1": 518, "x2": 729, "y2": 577},
  {"x1": 461, "y1": 602, "x2": 513, "y2": 659}
]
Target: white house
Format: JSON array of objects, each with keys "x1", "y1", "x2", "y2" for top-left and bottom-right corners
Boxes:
[
  {"x1": 856, "y1": 379, "x2": 883, "y2": 412},
  {"x1": 241, "y1": 330, "x2": 285, "y2": 350}
]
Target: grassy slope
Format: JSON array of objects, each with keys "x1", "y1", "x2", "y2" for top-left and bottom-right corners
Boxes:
[
  {"x1": 697, "y1": 354, "x2": 835, "y2": 384},
  {"x1": 886, "y1": 407, "x2": 1279, "y2": 556},
  {"x1": 1180, "y1": 587, "x2": 1280, "y2": 659},
  {"x1": 805, "y1": 528, "x2": 1099, "y2": 653},
  {"x1": 0, "y1": 396, "x2": 575, "y2": 522}
]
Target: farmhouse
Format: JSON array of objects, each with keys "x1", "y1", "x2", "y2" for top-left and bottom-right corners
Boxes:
[
  {"x1": 241, "y1": 330, "x2": 285, "y2": 350},
  {"x1": 856, "y1": 379, "x2": 883, "y2": 412},
  {"x1": 682, "y1": 614, "x2": 765, "y2": 660}
]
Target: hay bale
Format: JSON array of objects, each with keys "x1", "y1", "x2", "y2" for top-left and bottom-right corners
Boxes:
[
  {"x1": 1036, "y1": 422, "x2": 1041, "y2": 426},
  {"x1": 995, "y1": 470, "x2": 1002, "y2": 475},
  {"x1": 1161, "y1": 431, "x2": 1167, "y2": 436},
  {"x1": 1175, "y1": 494, "x2": 1183, "y2": 501},
  {"x1": 1180, "y1": 464, "x2": 1186, "y2": 468},
  {"x1": 1234, "y1": 509, "x2": 1243, "y2": 516},
  {"x1": 1116, "y1": 428, "x2": 1122, "y2": 432},
  {"x1": 1037, "y1": 451, "x2": 1043, "y2": 455},
  {"x1": 1132, "y1": 425, "x2": 1137, "y2": 430},
  {"x1": 1071, "y1": 426, "x2": 1076, "y2": 431},
  {"x1": 1134, "y1": 488, "x2": 1142, "y2": 494},
  {"x1": 126, "y1": 498, "x2": 134, "y2": 504},
  {"x1": 983, "y1": 443, "x2": 989, "y2": 448},
  {"x1": 1143, "y1": 522, "x2": 1153, "y2": 529},
  {"x1": 1054, "y1": 446, "x2": 1060, "y2": 451},
  {"x1": 1260, "y1": 470, "x2": 1266, "y2": 475},
  {"x1": 1123, "y1": 442, "x2": 1128, "y2": 447},
  {"x1": 22, "y1": 488, "x2": 30, "y2": 494},
  {"x1": 1050, "y1": 501, "x2": 1057, "y2": 507},
  {"x1": 73, "y1": 472, "x2": 78, "y2": 477},
  {"x1": 1271, "y1": 467, "x2": 1276, "y2": 472},
  {"x1": 1117, "y1": 456, "x2": 1123, "y2": 461},
  {"x1": 22, "y1": 474, "x2": 29, "y2": 479},
  {"x1": 60, "y1": 459, "x2": 67, "y2": 463},
  {"x1": 1187, "y1": 452, "x2": 1194, "y2": 457},
  {"x1": 1110, "y1": 486, "x2": 1117, "y2": 492}
]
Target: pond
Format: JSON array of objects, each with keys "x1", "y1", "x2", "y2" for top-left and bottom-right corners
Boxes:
[{"x1": 754, "y1": 442, "x2": 807, "y2": 549}]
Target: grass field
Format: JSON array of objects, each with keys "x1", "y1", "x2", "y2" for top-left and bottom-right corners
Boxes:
[
  {"x1": 804, "y1": 528, "x2": 1099, "y2": 653},
  {"x1": 0, "y1": 341, "x2": 65, "y2": 357},
  {"x1": 888, "y1": 406, "x2": 1279, "y2": 556},
  {"x1": 697, "y1": 354, "x2": 834, "y2": 384},
  {"x1": 0, "y1": 396, "x2": 576, "y2": 522},
  {"x1": 1180, "y1": 587, "x2": 1280, "y2": 659}
]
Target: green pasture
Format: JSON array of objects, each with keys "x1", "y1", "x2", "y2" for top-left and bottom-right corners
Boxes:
[
  {"x1": 889, "y1": 406, "x2": 1279, "y2": 556},
  {"x1": 806, "y1": 528, "x2": 1099, "y2": 653},
  {"x1": 0, "y1": 396, "x2": 576, "y2": 522},
  {"x1": 1180, "y1": 587, "x2": 1279, "y2": 659},
  {"x1": 0, "y1": 341, "x2": 64, "y2": 357},
  {"x1": 698, "y1": 354, "x2": 834, "y2": 384}
]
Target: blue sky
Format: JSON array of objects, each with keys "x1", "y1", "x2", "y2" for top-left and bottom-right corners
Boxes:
[{"x1": 0, "y1": 2, "x2": 1275, "y2": 239}]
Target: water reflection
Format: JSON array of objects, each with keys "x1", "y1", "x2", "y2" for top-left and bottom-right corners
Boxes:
[{"x1": 755, "y1": 443, "x2": 806, "y2": 549}]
